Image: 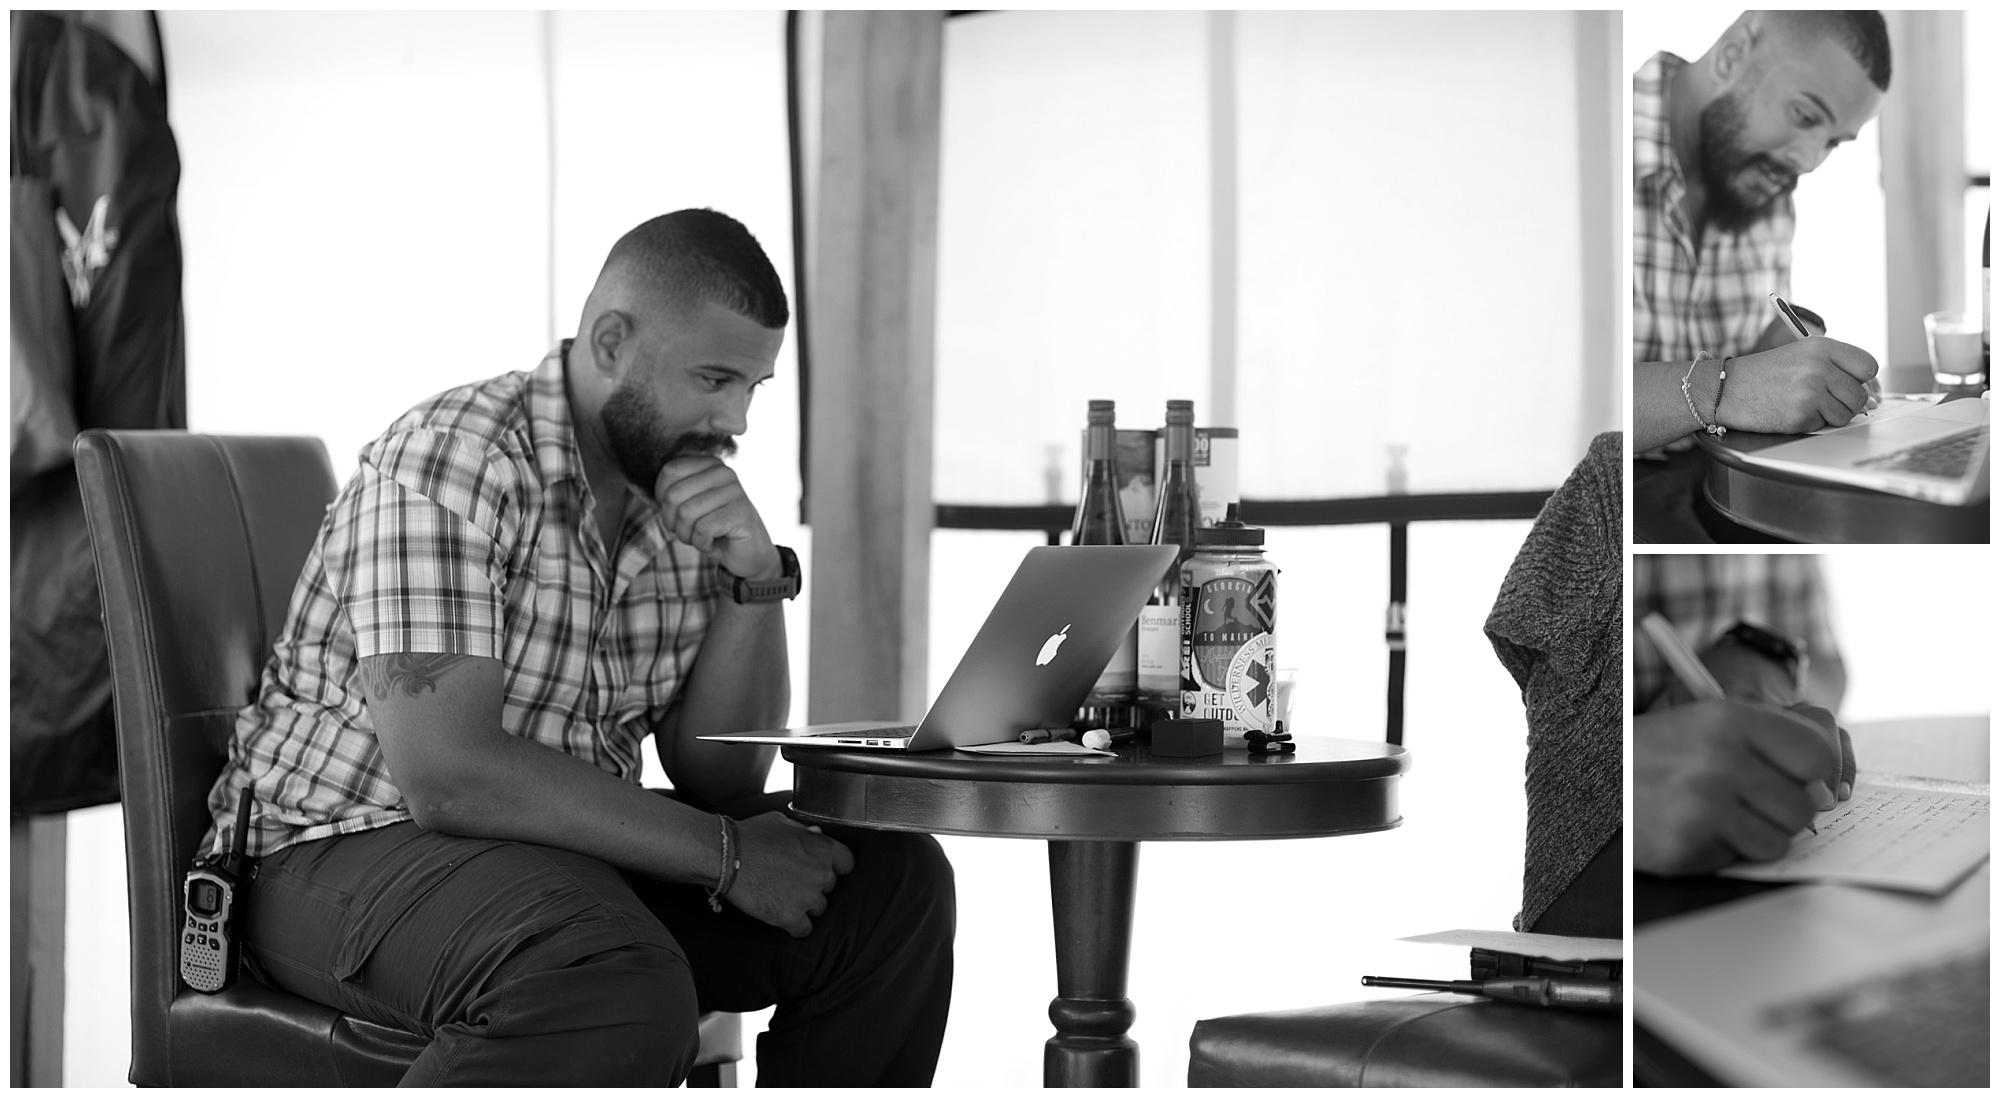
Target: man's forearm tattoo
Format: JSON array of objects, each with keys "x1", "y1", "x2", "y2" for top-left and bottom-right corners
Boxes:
[{"x1": 363, "y1": 653, "x2": 473, "y2": 698}]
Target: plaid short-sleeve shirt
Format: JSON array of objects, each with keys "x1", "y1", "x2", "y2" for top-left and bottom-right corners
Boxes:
[
  {"x1": 205, "y1": 349, "x2": 720, "y2": 857},
  {"x1": 1633, "y1": 51, "x2": 1794, "y2": 365},
  {"x1": 1632, "y1": 555, "x2": 1840, "y2": 711}
]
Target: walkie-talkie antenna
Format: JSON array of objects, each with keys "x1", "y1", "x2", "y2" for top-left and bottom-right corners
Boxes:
[{"x1": 224, "y1": 785, "x2": 254, "y2": 874}]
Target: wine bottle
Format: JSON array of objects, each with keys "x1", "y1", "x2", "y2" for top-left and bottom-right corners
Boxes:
[
  {"x1": 1073, "y1": 400, "x2": 1134, "y2": 727},
  {"x1": 1136, "y1": 399, "x2": 1200, "y2": 728}
]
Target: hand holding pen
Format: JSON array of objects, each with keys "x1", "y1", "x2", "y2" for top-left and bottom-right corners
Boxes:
[
  {"x1": 1771, "y1": 292, "x2": 1880, "y2": 411},
  {"x1": 1634, "y1": 616, "x2": 1850, "y2": 875},
  {"x1": 1641, "y1": 615, "x2": 1839, "y2": 834}
]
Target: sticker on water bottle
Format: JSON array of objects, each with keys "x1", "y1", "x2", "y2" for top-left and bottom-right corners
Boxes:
[{"x1": 1226, "y1": 633, "x2": 1277, "y2": 733}]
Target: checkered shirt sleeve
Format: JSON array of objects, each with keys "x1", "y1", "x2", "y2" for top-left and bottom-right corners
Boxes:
[
  {"x1": 206, "y1": 360, "x2": 721, "y2": 857},
  {"x1": 335, "y1": 430, "x2": 509, "y2": 660}
]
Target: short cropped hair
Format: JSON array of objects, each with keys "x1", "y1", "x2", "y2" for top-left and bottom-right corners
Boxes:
[
  {"x1": 603, "y1": 209, "x2": 790, "y2": 330},
  {"x1": 1775, "y1": 10, "x2": 1892, "y2": 92}
]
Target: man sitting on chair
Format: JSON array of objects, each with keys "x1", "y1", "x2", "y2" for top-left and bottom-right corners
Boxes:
[{"x1": 199, "y1": 209, "x2": 956, "y2": 1086}]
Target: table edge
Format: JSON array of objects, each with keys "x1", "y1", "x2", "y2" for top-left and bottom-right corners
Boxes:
[{"x1": 781, "y1": 737, "x2": 1411, "y2": 786}]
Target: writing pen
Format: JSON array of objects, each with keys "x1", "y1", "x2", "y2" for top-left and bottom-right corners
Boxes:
[
  {"x1": 1769, "y1": 292, "x2": 1813, "y2": 341},
  {"x1": 1771, "y1": 293, "x2": 1877, "y2": 414},
  {"x1": 1641, "y1": 613, "x2": 1819, "y2": 834}
]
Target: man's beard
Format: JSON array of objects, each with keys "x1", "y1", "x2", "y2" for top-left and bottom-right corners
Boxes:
[
  {"x1": 1696, "y1": 88, "x2": 1799, "y2": 235},
  {"x1": 600, "y1": 380, "x2": 737, "y2": 493}
]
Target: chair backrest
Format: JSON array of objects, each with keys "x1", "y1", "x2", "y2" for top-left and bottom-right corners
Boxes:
[{"x1": 75, "y1": 430, "x2": 337, "y2": 1082}]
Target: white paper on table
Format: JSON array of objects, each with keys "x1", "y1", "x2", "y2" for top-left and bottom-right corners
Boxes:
[
  {"x1": 1719, "y1": 779, "x2": 1990, "y2": 894},
  {"x1": 1805, "y1": 395, "x2": 1943, "y2": 433},
  {"x1": 1398, "y1": 929, "x2": 1622, "y2": 962}
]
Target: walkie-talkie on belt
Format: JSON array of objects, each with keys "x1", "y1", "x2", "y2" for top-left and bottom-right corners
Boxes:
[{"x1": 180, "y1": 786, "x2": 253, "y2": 993}]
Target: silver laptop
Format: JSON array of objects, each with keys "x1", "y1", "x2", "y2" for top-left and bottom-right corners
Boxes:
[
  {"x1": 699, "y1": 543, "x2": 1178, "y2": 751},
  {"x1": 1733, "y1": 396, "x2": 1989, "y2": 505},
  {"x1": 1637, "y1": 878, "x2": 1989, "y2": 1087}
]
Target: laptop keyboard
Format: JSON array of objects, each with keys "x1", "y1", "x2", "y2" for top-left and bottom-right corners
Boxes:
[
  {"x1": 1854, "y1": 427, "x2": 1985, "y2": 478},
  {"x1": 1763, "y1": 941, "x2": 1989, "y2": 1087}
]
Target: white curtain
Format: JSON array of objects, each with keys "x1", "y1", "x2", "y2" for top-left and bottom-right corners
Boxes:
[
  {"x1": 937, "y1": 10, "x2": 1614, "y2": 504},
  {"x1": 170, "y1": 12, "x2": 810, "y2": 739},
  {"x1": 926, "y1": 14, "x2": 1615, "y2": 1086}
]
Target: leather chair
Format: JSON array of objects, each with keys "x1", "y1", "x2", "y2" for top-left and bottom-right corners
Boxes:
[
  {"x1": 1188, "y1": 994, "x2": 1620, "y2": 1087},
  {"x1": 76, "y1": 430, "x2": 742, "y2": 1086},
  {"x1": 1186, "y1": 846, "x2": 1624, "y2": 1088},
  {"x1": 1184, "y1": 836, "x2": 1624, "y2": 1080}
]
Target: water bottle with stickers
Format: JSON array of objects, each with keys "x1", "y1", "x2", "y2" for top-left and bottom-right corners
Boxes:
[{"x1": 1179, "y1": 504, "x2": 1277, "y2": 742}]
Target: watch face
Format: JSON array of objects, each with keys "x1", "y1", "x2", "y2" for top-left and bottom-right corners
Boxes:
[{"x1": 1725, "y1": 623, "x2": 1805, "y2": 687}]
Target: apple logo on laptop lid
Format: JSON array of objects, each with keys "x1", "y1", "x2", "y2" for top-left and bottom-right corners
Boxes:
[{"x1": 1036, "y1": 624, "x2": 1070, "y2": 667}]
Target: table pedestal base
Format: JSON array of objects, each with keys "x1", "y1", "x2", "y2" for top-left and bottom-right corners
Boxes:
[{"x1": 1044, "y1": 840, "x2": 1139, "y2": 1087}]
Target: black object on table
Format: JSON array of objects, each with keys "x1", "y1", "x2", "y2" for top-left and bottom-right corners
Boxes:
[{"x1": 783, "y1": 736, "x2": 1409, "y2": 1088}]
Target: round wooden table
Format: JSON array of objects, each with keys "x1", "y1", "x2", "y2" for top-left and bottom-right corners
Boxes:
[
  {"x1": 783, "y1": 736, "x2": 1410, "y2": 1087},
  {"x1": 1696, "y1": 425, "x2": 1988, "y2": 543}
]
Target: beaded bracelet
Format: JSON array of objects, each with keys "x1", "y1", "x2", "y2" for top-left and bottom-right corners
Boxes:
[
  {"x1": 707, "y1": 815, "x2": 741, "y2": 913},
  {"x1": 1707, "y1": 356, "x2": 1732, "y2": 437},
  {"x1": 1681, "y1": 351, "x2": 1719, "y2": 434}
]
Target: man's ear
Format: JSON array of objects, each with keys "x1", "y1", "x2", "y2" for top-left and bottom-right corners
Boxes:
[
  {"x1": 1710, "y1": 19, "x2": 1760, "y2": 88},
  {"x1": 588, "y1": 310, "x2": 633, "y2": 377}
]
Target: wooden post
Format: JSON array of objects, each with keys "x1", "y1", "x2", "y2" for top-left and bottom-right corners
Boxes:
[
  {"x1": 805, "y1": 11, "x2": 944, "y2": 724},
  {"x1": 1206, "y1": 11, "x2": 1238, "y2": 430},
  {"x1": 1881, "y1": 11, "x2": 1966, "y2": 369},
  {"x1": 1573, "y1": 10, "x2": 1623, "y2": 442}
]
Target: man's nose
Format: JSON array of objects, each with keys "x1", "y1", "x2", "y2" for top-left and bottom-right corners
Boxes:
[
  {"x1": 710, "y1": 392, "x2": 751, "y2": 437},
  {"x1": 1779, "y1": 134, "x2": 1830, "y2": 177}
]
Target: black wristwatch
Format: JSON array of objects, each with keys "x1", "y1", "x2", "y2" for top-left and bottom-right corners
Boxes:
[
  {"x1": 1717, "y1": 620, "x2": 1808, "y2": 690},
  {"x1": 723, "y1": 545, "x2": 801, "y2": 604}
]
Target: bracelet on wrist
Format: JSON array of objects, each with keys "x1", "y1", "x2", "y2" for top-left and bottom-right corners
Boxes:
[
  {"x1": 1681, "y1": 351, "x2": 1718, "y2": 435},
  {"x1": 1707, "y1": 355, "x2": 1732, "y2": 437},
  {"x1": 706, "y1": 815, "x2": 741, "y2": 913}
]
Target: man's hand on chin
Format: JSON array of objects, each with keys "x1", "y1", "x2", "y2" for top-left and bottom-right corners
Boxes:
[{"x1": 654, "y1": 455, "x2": 780, "y2": 581}]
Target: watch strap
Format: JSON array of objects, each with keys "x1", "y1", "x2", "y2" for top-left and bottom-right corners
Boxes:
[
  {"x1": 726, "y1": 545, "x2": 800, "y2": 604},
  {"x1": 1720, "y1": 620, "x2": 1806, "y2": 685}
]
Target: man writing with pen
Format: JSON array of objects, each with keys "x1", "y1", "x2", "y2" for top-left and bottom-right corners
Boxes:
[
  {"x1": 1632, "y1": 10, "x2": 1891, "y2": 455},
  {"x1": 1632, "y1": 556, "x2": 1856, "y2": 876}
]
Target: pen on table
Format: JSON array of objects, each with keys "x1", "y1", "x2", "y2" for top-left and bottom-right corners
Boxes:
[{"x1": 1640, "y1": 613, "x2": 1821, "y2": 834}]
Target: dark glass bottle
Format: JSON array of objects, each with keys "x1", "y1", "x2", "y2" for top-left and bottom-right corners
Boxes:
[
  {"x1": 1073, "y1": 400, "x2": 1134, "y2": 726},
  {"x1": 1136, "y1": 399, "x2": 1199, "y2": 727}
]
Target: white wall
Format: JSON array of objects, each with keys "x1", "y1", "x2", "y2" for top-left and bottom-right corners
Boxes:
[{"x1": 1818, "y1": 547, "x2": 1992, "y2": 724}]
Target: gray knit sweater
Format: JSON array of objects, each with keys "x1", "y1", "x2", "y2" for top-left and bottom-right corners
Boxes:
[{"x1": 1483, "y1": 431, "x2": 1623, "y2": 932}]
